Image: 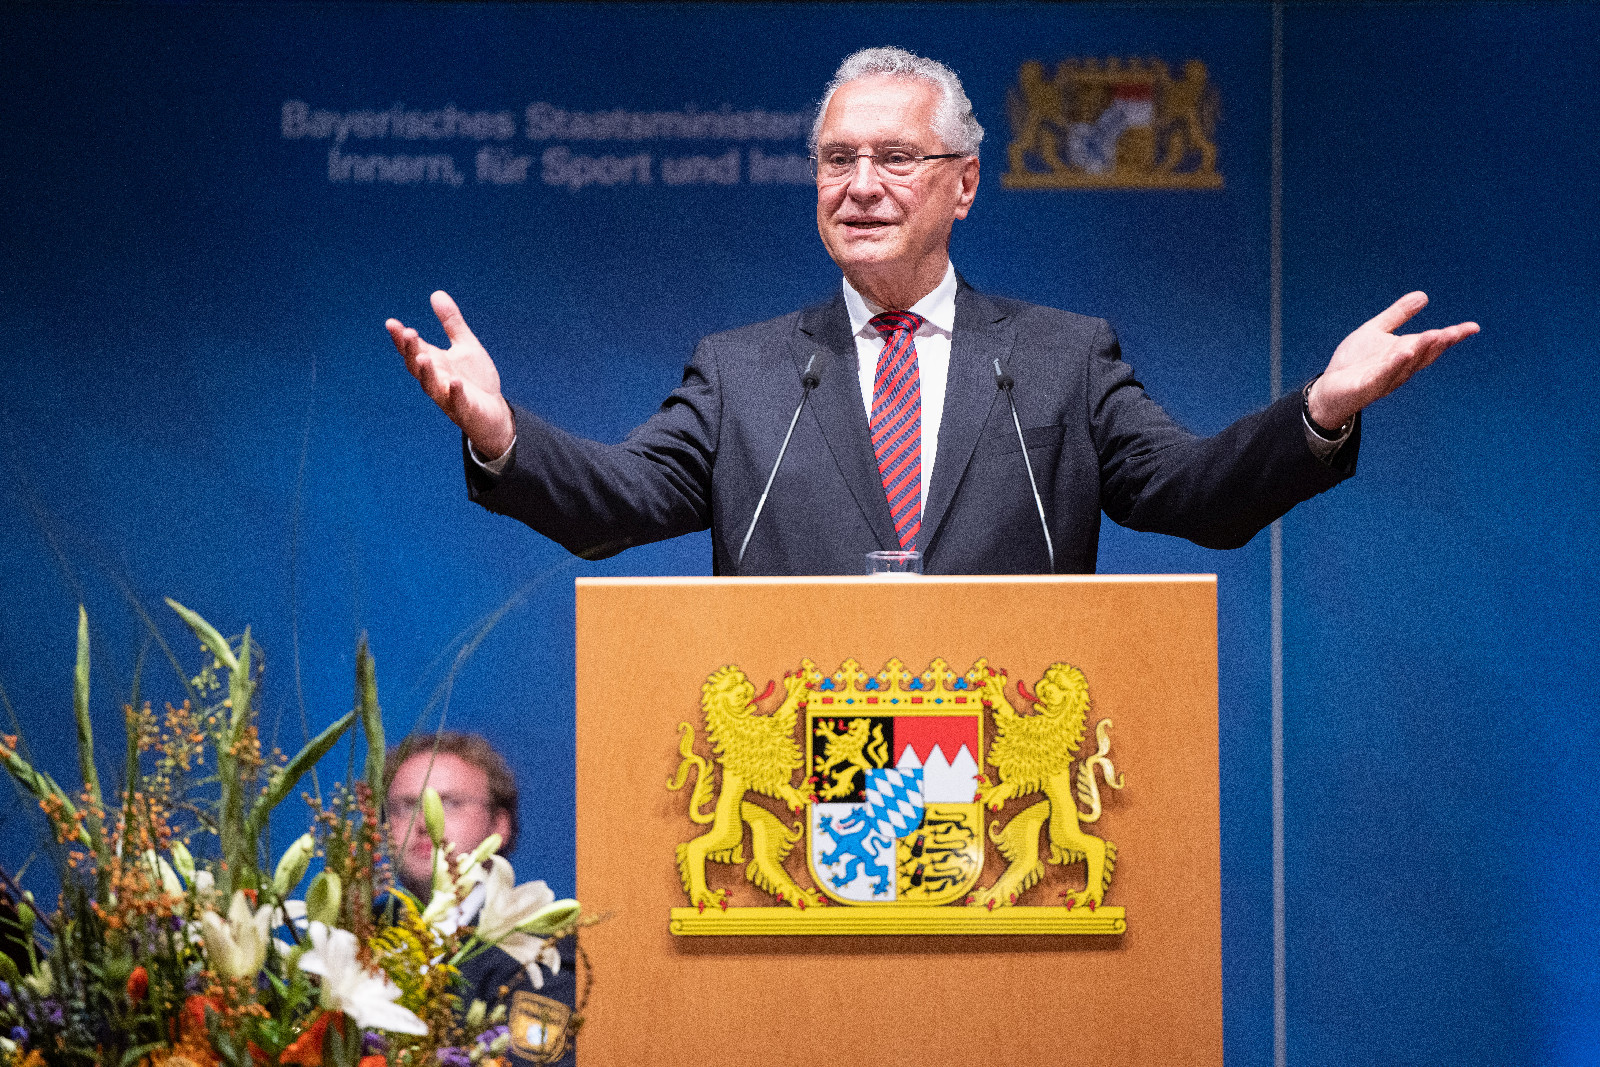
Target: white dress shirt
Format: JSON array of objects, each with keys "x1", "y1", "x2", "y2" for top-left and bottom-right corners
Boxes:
[{"x1": 841, "y1": 261, "x2": 957, "y2": 509}]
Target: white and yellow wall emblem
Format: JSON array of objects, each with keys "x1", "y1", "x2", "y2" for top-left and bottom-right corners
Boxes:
[{"x1": 1003, "y1": 56, "x2": 1222, "y2": 189}]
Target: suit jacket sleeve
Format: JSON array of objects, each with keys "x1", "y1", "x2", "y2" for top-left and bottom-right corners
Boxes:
[
  {"x1": 1087, "y1": 319, "x2": 1356, "y2": 550},
  {"x1": 465, "y1": 337, "x2": 724, "y2": 560}
]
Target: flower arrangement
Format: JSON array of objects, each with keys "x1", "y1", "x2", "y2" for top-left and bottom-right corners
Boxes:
[{"x1": 0, "y1": 602, "x2": 583, "y2": 1067}]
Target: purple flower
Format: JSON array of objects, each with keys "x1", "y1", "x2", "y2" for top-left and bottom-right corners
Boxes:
[
  {"x1": 474, "y1": 1024, "x2": 510, "y2": 1049},
  {"x1": 43, "y1": 1001, "x2": 64, "y2": 1027},
  {"x1": 0, "y1": 980, "x2": 11, "y2": 1000},
  {"x1": 436, "y1": 1047, "x2": 472, "y2": 1067},
  {"x1": 362, "y1": 1032, "x2": 389, "y2": 1055},
  {"x1": 9, "y1": 1025, "x2": 27, "y2": 1044}
]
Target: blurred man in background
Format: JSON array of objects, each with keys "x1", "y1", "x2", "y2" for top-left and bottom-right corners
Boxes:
[{"x1": 386, "y1": 732, "x2": 575, "y2": 1065}]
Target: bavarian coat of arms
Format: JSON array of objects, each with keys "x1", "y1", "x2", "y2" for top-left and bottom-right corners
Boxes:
[{"x1": 667, "y1": 657, "x2": 1127, "y2": 935}]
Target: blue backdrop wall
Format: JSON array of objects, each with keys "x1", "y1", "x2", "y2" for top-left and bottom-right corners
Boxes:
[{"x1": 0, "y1": 3, "x2": 1594, "y2": 1064}]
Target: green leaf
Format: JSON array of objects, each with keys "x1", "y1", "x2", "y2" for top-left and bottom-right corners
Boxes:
[
  {"x1": 356, "y1": 637, "x2": 384, "y2": 795},
  {"x1": 73, "y1": 607, "x2": 110, "y2": 888},
  {"x1": 119, "y1": 1041, "x2": 166, "y2": 1067},
  {"x1": 164, "y1": 599, "x2": 239, "y2": 673},
  {"x1": 323, "y1": 1013, "x2": 355, "y2": 1067},
  {"x1": 73, "y1": 606, "x2": 103, "y2": 812},
  {"x1": 264, "y1": 969, "x2": 289, "y2": 999},
  {"x1": 245, "y1": 709, "x2": 355, "y2": 843},
  {"x1": 0, "y1": 742, "x2": 79, "y2": 821}
]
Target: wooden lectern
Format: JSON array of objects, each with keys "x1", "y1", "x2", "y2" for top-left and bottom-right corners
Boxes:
[{"x1": 574, "y1": 576, "x2": 1220, "y2": 1066}]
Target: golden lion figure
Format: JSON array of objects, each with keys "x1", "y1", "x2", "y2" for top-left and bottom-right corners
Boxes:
[
  {"x1": 668, "y1": 661, "x2": 824, "y2": 909},
  {"x1": 973, "y1": 661, "x2": 1123, "y2": 910},
  {"x1": 812, "y1": 716, "x2": 888, "y2": 800}
]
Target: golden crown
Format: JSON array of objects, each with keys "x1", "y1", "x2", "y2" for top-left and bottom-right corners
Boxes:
[{"x1": 806, "y1": 657, "x2": 997, "y2": 711}]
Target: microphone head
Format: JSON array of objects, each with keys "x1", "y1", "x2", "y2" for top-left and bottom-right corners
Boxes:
[
  {"x1": 992, "y1": 358, "x2": 1014, "y2": 391},
  {"x1": 801, "y1": 353, "x2": 822, "y2": 389}
]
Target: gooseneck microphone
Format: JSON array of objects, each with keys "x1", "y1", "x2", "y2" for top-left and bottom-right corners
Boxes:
[
  {"x1": 735, "y1": 352, "x2": 823, "y2": 571},
  {"x1": 993, "y1": 358, "x2": 1056, "y2": 574}
]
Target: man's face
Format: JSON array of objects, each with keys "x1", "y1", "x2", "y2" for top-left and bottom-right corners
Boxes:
[
  {"x1": 386, "y1": 752, "x2": 511, "y2": 897},
  {"x1": 814, "y1": 75, "x2": 980, "y2": 293}
]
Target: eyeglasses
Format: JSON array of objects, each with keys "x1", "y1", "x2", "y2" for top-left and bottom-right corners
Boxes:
[
  {"x1": 387, "y1": 794, "x2": 492, "y2": 821},
  {"x1": 809, "y1": 149, "x2": 966, "y2": 183}
]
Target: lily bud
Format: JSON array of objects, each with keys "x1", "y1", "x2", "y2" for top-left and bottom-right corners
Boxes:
[
  {"x1": 461, "y1": 834, "x2": 502, "y2": 872},
  {"x1": 273, "y1": 833, "x2": 315, "y2": 897},
  {"x1": 169, "y1": 841, "x2": 196, "y2": 886},
  {"x1": 421, "y1": 787, "x2": 447, "y2": 847},
  {"x1": 431, "y1": 846, "x2": 454, "y2": 894},
  {"x1": 518, "y1": 899, "x2": 582, "y2": 936},
  {"x1": 464, "y1": 998, "x2": 487, "y2": 1033},
  {"x1": 305, "y1": 871, "x2": 342, "y2": 928},
  {"x1": 157, "y1": 859, "x2": 184, "y2": 898}
]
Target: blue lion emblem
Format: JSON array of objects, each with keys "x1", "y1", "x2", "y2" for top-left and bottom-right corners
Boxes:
[
  {"x1": 817, "y1": 811, "x2": 894, "y2": 893},
  {"x1": 812, "y1": 767, "x2": 925, "y2": 901}
]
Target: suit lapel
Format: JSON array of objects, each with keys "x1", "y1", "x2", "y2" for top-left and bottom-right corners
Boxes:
[
  {"x1": 920, "y1": 282, "x2": 1013, "y2": 551},
  {"x1": 794, "y1": 295, "x2": 901, "y2": 551}
]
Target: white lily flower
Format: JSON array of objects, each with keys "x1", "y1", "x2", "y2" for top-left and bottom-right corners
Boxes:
[
  {"x1": 495, "y1": 932, "x2": 558, "y2": 990},
  {"x1": 199, "y1": 890, "x2": 272, "y2": 978},
  {"x1": 298, "y1": 922, "x2": 428, "y2": 1035},
  {"x1": 422, "y1": 882, "x2": 485, "y2": 938},
  {"x1": 192, "y1": 868, "x2": 215, "y2": 894},
  {"x1": 419, "y1": 888, "x2": 458, "y2": 931},
  {"x1": 473, "y1": 856, "x2": 555, "y2": 944}
]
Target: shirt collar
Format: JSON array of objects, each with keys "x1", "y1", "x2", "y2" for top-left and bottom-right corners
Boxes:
[{"x1": 843, "y1": 261, "x2": 958, "y2": 338}]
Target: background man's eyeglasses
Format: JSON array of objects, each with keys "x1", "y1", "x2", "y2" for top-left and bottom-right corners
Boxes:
[
  {"x1": 387, "y1": 794, "x2": 491, "y2": 820},
  {"x1": 809, "y1": 150, "x2": 965, "y2": 182}
]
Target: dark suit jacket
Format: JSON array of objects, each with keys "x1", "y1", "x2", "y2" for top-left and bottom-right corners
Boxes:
[{"x1": 466, "y1": 282, "x2": 1356, "y2": 574}]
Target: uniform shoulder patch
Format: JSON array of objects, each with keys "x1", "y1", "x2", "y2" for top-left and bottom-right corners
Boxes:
[{"x1": 509, "y1": 990, "x2": 572, "y2": 1061}]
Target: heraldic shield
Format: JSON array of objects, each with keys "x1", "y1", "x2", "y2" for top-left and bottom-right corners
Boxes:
[
  {"x1": 668, "y1": 655, "x2": 1127, "y2": 935},
  {"x1": 807, "y1": 660, "x2": 985, "y2": 907}
]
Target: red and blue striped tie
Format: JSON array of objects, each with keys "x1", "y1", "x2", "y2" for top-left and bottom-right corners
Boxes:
[{"x1": 868, "y1": 311, "x2": 925, "y2": 551}]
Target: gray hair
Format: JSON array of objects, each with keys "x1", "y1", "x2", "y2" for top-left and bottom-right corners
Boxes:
[{"x1": 809, "y1": 47, "x2": 984, "y2": 157}]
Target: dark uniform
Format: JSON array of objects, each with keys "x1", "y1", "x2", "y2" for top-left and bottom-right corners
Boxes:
[
  {"x1": 458, "y1": 938, "x2": 577, "y2": 1066},
  {"x1": 374, "y1": 893, "x2": 577, "y2": 1066}
]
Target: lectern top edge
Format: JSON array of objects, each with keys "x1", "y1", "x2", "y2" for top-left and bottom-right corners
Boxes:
[{"x1": 574, "y1": 573, "x2": 1218, "y2": 587}]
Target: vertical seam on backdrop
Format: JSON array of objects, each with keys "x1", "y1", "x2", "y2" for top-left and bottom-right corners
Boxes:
[{"x1": 1270, "y1": 4, "x2": 1288, "y2": 1067}]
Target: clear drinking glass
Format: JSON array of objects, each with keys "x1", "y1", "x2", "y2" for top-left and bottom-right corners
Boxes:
[{"x1": 864, "y1": 550, "x2": 923, "y2": 577}]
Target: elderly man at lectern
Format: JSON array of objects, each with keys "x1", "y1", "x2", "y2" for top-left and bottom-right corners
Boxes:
[{"x1": 387, "y1": 47, "x2": 1477, "y2": 576}]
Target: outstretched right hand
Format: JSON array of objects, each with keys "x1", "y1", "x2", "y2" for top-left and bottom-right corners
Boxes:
[{"x1": 387, "y1": 291, "x2": 516, "y2": 461}]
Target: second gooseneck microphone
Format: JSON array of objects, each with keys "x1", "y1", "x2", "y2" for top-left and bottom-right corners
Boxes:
[
  {"x1": 993, "y1": 358, "x2": 1056, "y2": 574},
  {"x1": 735, "y1": 352, "x2": 823, "y2": 572}
]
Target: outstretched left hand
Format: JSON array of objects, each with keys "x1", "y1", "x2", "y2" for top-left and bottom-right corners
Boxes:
[{"x1": 1307, "y1": 292, "x2": 1479, "y2": 430}]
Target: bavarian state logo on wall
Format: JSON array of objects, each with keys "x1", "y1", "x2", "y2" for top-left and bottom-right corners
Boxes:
[
  {"x1": 1002, "y1": 57, "x2": 1222, "y2": 190},
  {"x1": 667, "y1": 657, "x2": 1127, "y2": 935}
]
